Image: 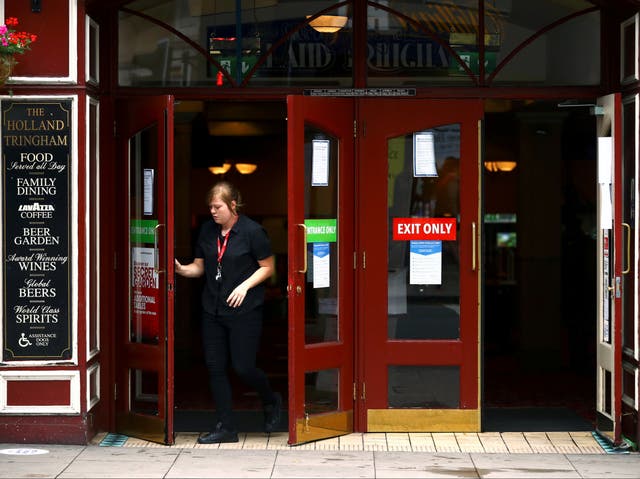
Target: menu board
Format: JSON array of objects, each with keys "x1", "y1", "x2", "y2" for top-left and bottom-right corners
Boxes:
[{"x1": 2, "y1": 100, "x2": 72, "y2": 361}]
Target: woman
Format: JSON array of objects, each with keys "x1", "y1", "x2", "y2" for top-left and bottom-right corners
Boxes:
[{"x1": 175, "y1": 181, "x2": 282, "y2": 444}]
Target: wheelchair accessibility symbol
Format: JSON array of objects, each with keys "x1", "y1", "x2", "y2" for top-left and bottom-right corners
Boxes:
[{"x1": 18, "y1": 333, "x2": 32, "y2": 347}]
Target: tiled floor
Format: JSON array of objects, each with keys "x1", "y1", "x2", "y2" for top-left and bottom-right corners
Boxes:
[{"x1": 92, "y1": 431, "x2": 606, "y2": 454}]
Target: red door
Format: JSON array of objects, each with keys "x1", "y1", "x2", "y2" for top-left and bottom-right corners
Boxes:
[
  {"x1": 287, "y1": 96, "x2": 356, "y2": 445},
  {"x1": 358, "y1": 99, "x2": 483, "y2": 432},
  {"x1": 287, "y1": 96, "x2": 483, "y2": 443},
  {"x1": 620, "y1": 94, "x2": 640, "y2": 448},
  {"x1": 115, "y1": 96, "x2": 175, "y2": 445},
  {"x1": 595, "y1": 94, "x2": 624, "y2": 445}
]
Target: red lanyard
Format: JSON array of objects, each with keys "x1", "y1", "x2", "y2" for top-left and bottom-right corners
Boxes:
[{"x1": 217, "y1": 232, "x2": 230, "y2": 262}]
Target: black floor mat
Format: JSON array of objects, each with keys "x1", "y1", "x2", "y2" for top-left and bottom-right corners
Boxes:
[
  {"x1": 175, "y1": 409, "x2": 288, "y2": 433},
  {"x1": 483, "y1": 407, "x2": 594, "y2": 432}
]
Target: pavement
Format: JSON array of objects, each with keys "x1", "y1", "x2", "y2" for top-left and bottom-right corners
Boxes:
[{"x1": 0, "y1": 439, "x2": 639, "y2": 478}]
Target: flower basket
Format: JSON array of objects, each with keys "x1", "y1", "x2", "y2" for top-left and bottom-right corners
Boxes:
[
  {"x1": 0, "y1": 17, "x2": 37, "y2": 86},
  {"x1": 0, "y1": 53, "x2": 16, "y2": 85}
]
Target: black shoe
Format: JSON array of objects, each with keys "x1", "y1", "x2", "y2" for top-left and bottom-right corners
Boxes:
[
  {"x1": 263, "y1": 392, "x2": 282, "y2": 433},
  {"x1": 197, "y1": 423, "x2": 239, "y2": 444}
]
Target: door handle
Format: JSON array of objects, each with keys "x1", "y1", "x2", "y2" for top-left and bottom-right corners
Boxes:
[
  {"x1": 297, "y1": 223, "x2": 307, "y2": 274},
  {"x1": 622, "y1": 223, "x2": 631, "y2": 274},
  {"x1": 472, "y1": 222, "x2": 477, "y2": 271},
  {"x1": 154, "y1": 223, "x2": 165, "y2": 273}
]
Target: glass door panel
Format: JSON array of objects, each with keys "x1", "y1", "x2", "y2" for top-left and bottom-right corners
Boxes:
[
  {"x1": 387, "y1": 126, "x2": 461, "y2": 342},
  {"x1": 129, "y1": 126, "x2": 161, "y2": 346},
  {"x1": 304, "y1": 128, "x2": 339, "y2": 345}
]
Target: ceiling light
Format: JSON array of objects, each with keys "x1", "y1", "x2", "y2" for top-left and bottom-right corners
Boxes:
[
  {"x1": 235, "y1": 163, "x2": 257, "y2": 174},
  {"x1": 484, "y1": 161, "x2": 517, "y2": 172},
  {"x1": 208, "y1": 163, "x2": 232, "y2": 175},
  {"x1": 307, "y1": 15, "x2": 348, "y2": 33}
]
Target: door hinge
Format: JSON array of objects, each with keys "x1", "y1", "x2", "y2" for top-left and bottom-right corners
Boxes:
[
  {"x1": 114, "y1": 383, "x2": 117, "y2": 401},
  {"x1": 361, "y1": 382, "x2": 366, "y2": 400},
  {"x1": 113, "y1": 120, "x2": 117, "y2": 137},
  {"x1": 362, "y1": 251, "x2": 366, "y2": 269},
  {"x1": 353, "y1": 251, "x2": 357, "y2": 270},
  {"x1": 353, "y1": 120, "x2": 357, "y2": 139},
  {"x1": 353, "y1": 382, "x2": 357, "y2": 401}
]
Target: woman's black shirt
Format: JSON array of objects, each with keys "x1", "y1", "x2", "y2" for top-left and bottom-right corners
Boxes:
[{"x1": 194, "y1": 215, "x2": 272, "y2": 316}]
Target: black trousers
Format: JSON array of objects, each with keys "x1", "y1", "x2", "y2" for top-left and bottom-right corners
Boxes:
[{"x1": 201, "y1": 308, "x2": 276, "y2": 430}]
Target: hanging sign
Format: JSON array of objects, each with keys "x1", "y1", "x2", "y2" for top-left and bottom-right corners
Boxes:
[
  {"x1": 2, "y1": 99, "x2": 72, "y2": 361},
  {"x1": 392, "y1": 217, "x2": 456, "y2": 241}
]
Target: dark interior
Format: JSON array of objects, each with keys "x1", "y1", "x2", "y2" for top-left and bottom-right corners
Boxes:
[{"x1": 171, "y1": 99, "x2": 597, "y2": 432}]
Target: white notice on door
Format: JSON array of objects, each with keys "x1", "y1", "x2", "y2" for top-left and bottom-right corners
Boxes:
[
  {"x1": 143, "y1": 168, "x2": 154, "y2": 216},
  {"x1": 597, "y1": 137, "x2": 612, "y2": 184},
  {"x1": 312, "y1": 139, "x2": 330, "y2": 186},
  {"x1": 313, "y1": 242, "x2": 330, "y2": 288},
  {"x1": 409, "y1": 240, "x2": 442, "y2": 285},
  {"x1": 413, "y1": 132, "x2": 438, "y2": 177},
  {"x1": 599, "y1": 183, "x2": 613, "y2": 230}
]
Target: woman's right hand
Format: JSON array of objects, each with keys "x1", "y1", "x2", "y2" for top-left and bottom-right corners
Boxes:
[
  {"x1": 174, "y1": 259, "x2": 184, "y2": 276},
  {"x1": 174, "y1": 258, "x2": 205, "y2": 278}
]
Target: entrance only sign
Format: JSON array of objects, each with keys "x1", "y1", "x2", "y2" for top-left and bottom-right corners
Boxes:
[{"x1": 392, "y1": 217, "x2": 457, "y2": 241}]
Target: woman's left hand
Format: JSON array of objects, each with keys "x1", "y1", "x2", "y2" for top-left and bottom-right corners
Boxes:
[{"x1": 226, "y1": 286, "x2": 248, "y2": 308}]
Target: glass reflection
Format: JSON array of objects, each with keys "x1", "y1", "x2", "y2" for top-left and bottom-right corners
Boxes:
[
  {"x1": 129, "y1": 126, "x2": 160, "y2": 345},
  {"x1": 118, "y1": 0, "x2": 353, "y2": 87},
  {"x1": 118, "y1": 0, "x2": 599, "y2": 88},
  {"x1": 130, "y1": 368, "x2": 159, "y2": 415},
  {"x1": 387, "y1": 125, "x2": 460, "y2": 340},
  {"x1": 305, "y1": 369, "x2": 339, "y2": 414},
  {"x1": 388, "y1": 365, "x2": 459, "y2": 408}
]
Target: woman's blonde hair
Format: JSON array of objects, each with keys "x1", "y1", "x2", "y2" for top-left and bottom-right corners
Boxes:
[{"x1": 206, "y1": 181, "x2": 243, "y2": 213}]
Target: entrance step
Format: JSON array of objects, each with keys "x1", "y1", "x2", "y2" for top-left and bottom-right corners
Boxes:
[{"x1": 92, "y1": 431, "x2": 606, "y2": 454}]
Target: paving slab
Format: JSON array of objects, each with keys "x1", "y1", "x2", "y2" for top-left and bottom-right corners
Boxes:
[
  {"x1": 566, "y1": 453, "x2": 640, "y2": 478},
  {"x1": 500, "y1": 433, "x2": 533, "y2": 454},
  {"x1": 272, "y1": 450, "x2": 375, "y2": 478},
  {"x1": 409, "y1": 433, "x2": 437, "y2": 452},
  {"x1": 0, "y1": 445, "x2": 84, "y2": 479},
  {"x1": 386, "y1": 433, "x2": 412, "y2": 451},
  {"x1": 568, "y1": 433, "x2": 605, "y2": 454},
  {"x1": 373, "y1": 451, "x2": 479, "y2": 478},
  {"x1": 166, "y1": 449, "x2": 277, "y2": 478},
  {"x1": 456, "y1": 433, "x2": 485, "y2": 453},
  {"x1": 477, "y1": 433, "x2": 509, "y2": 453},
  {"x1": 432, "y1": 433, "x2": 460, "y2": 453},
  {"x1": 314, "y1": 437, "x2": 340, "y2": 451},
  {"x1": 266, "y1": 432, "x2": 289, "y2": 450},
  {"x1": 339, "y1": 433, "x2": 364, "y2": 451},
  {"x1": 471, "y1": 453, "x2": 580, "y2": 478},
  {"x1": 363, "y1": 432, "x2": 387, "y2": 451},
  {"x1": 523, "y1": 433, "x2": 556, "y2": 454},
  {"x1": 57, "y1": 447, "x2": 180, "y2": 479}
]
